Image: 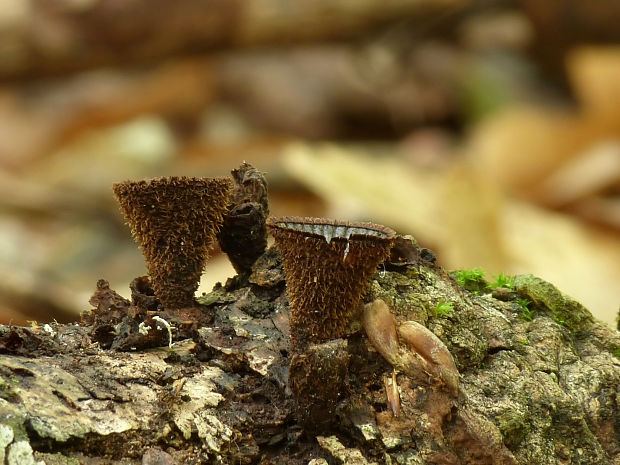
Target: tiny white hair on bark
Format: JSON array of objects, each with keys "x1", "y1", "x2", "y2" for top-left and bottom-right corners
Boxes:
[{"x1": 153, "y1": 316, "x2": 174, "y2": 348}]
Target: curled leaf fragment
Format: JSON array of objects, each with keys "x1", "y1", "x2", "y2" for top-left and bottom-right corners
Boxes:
[
  {"x1": 384, "y1": 370, "x2": 401, "y2": 418},
  {"x1": 362, "y1": 299, "x2": 459, "y2": 396},
  {"x1": 397, "y1": 321, "x2": 459, "y2": 397},
  {"x1": 361, "y1": 299, "x2": 399, "y2": 365}
]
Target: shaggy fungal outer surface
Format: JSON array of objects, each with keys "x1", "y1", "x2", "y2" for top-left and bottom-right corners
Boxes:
[
  {"x1": 267, "y1": 216, "x2": 396, "y2": 352},
  {"x1": 113, "y1": 176, "x2": 233, "y2": 309}
]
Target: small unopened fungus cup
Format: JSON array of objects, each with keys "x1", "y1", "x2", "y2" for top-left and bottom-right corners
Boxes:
[
  {"x1": 267, "y1": 216, "x2": 396, "y2": 352},
  {"x1": 113, "y1": 176, "x2": 233, "y2": 309}
]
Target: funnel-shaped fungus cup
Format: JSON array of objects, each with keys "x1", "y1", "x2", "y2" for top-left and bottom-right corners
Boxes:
[
  {"x1": 267, "y1": 216, "x2": 395, "y2": 352},
  {"x1": 113, "y1": 176, "x2": 233, "y2": 309}
]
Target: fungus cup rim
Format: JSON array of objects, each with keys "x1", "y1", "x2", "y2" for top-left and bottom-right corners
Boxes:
[
  {"x1": 267, "y1": 216, "x2": 396, "y2": 244},
  {"x1": 113, "y1": 175, "x2": 229, "y2": 191}
]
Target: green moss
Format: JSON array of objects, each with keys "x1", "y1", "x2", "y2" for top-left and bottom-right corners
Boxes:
[
  {"x1": 489, "y1": 273, "x2": 515, "y2": 290},
  {"x1": 514, "y1": 275, "x2": 593, "y2": 329},
  {"x1": 516, "y1": 298, "x2": 535, "y2": 321},
  {"x1": 433, "y1": 299, "x2": 454, "y2": 318},
  {"x1": 451, "y1": 268, "x2": 488, "y2": 293}
]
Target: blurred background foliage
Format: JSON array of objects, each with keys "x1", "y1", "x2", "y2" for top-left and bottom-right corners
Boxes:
[{"x1": 0, "y1": 0, "x2": 618, "y2": 327}]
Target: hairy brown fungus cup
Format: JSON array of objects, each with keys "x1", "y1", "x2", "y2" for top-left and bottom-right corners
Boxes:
[
  {"x1": 113, "y1": 176, "x2": 233, "y2": 309},
  {"x1": 267, "y1": 216, "x2": 396, "y2": 352}
]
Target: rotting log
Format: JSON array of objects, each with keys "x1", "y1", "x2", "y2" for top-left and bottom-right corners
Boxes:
[{"x1": 0, "y1": 240, "x2": 618, "y2": 465}]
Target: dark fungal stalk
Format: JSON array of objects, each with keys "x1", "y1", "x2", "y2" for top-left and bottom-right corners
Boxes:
[
  {"x1": 267, "y1": 216, "x2": 396, "y2": 353},
  {"x1": 113, "y1": 176, "x2": 233, "y2": 310},
  {"x1": 288, "y1": 338, "x2": 350, "y2": 432},
  {"x1": 217, "y1": 163, "x2": 269, "y2": 276}
]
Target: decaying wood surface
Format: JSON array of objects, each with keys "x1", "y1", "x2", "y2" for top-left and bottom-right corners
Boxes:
[{"x1": 0, "y1": 238, "x2": 618, "y2": 464}]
